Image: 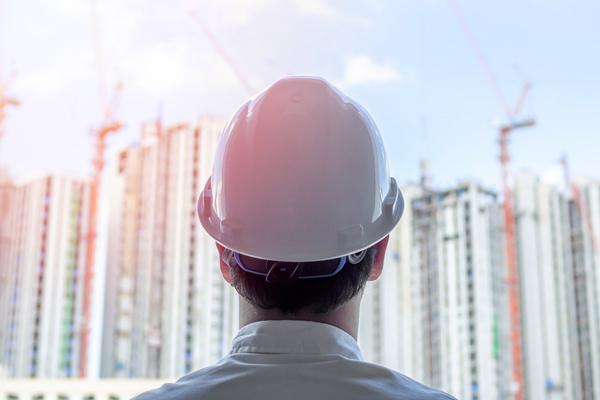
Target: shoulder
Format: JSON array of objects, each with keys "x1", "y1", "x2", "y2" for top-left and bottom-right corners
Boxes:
[
  {"x1": 344, "y1": 360, "x2": 457, "y2": 399},
  {"x1": 388, "y1": 371, "x2": 457, "y2": 399},
  {"x1": 131, "y1": 366, "x2": 223, "y2": 400},
  {"x1": 131, "y1": 359, "x2": 458, "y2": 400}
]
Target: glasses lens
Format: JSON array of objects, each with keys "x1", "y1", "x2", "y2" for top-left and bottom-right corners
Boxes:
[
  {"x1": 236, "y1": 254, "x2": 346, "y2": 278},
  {"x1": 299, "y1": 258, "x2": 345, "y2": 278},
  {"x1": 237, "y1": 254, "x2": 270, "y2": 273}
]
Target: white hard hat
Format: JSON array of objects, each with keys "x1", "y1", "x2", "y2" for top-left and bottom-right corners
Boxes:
[{"x1": 198, "y1": 76, "x2": 403, "y2": 262}]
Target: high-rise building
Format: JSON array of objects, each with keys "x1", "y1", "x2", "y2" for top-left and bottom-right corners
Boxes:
[
  {"x1": 410, "y1": 183, "x2": 509, "y2": 399},
  {"x1": 0, "y1": 174, "x2": 90, "y2": 378},
  {"x1": 569, "y1": 179, "x2": 600, "y2": 400},
  {"x1": 100, "y1": 117, "x2": 238, "y2": 379},
  {"x1": 513, "y1": 173, "x2": 580, "y2": 399},
  {"x1": 362, "y1": 182, "x2": 510, "y2": 399},
  {"x1": 0, "y1": 168, "x2": 15, "y2": 378},
  {"x1": 359, "y1": 184, "x2": 423, "y2": 375}
]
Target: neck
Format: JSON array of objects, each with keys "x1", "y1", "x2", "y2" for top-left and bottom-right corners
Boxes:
[{"x1": 238, "y1": 293, "x2": 363, "y2": 340}]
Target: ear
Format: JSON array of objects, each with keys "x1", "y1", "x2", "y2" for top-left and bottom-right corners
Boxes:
[
  {"x1": 368, "y1": 235, "x2": 390, "y2": 281},
  {"x1": 216, "y1": 242, "x2": 234, "y2": 284}
]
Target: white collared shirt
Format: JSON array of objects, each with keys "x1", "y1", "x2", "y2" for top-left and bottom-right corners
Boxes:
[{"x1": 133, "y1": 320, "x2": 455, "y2": 399}]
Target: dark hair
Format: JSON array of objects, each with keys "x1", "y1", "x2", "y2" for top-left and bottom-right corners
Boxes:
[{"x1": 230, "y1": 245, "x2": 377, "y2": 315}]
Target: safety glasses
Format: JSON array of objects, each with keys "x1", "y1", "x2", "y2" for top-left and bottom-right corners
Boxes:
[{"x1": 222, "y1": 250, "x2": 350, "y2": 283}]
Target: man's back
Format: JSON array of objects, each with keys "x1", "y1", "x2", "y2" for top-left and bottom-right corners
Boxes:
[{"x1": 133, "y1": 321, "x2": 454, "y2": 400}]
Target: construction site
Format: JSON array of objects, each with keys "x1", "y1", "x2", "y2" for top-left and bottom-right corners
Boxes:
[{"x1": 0, "y1": 1, "x2": 599, "y2": 399}]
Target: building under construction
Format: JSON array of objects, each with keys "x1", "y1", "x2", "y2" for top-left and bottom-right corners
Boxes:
[
  {"x1": 408, "y1": 183, "x2": 509, "y2": 399},
  {"x1": 0, "y1": 173, "x2": 90, "y2": 378},
  {"x1": 99, "y1": 117, "x2": 238, "y2": 378},
  {"x1": 568, "y1": 179, "x2": 600, "y2": 400},
  {"x1": 513, "y1": 173, "x2": 581, "y2": 399},
  {"x1": 359, "y1": 185, "x2": 424, "y2": 373},
  {"x1": 370, "y1": 174, "x2": 599, "y2": 400}
]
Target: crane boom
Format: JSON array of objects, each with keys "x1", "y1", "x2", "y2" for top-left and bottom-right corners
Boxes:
[
  {"x1": 447, "y1": 0, "x2": 512, "y2": 117},
  {"x1": 448, "y1": 2, "x2": 535, "y2": 397},
  {"x1": 189, "y1": 11, "x2": 255, "y2": 96}
]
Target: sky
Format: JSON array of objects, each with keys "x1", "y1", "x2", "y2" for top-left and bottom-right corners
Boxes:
[{"x1": 1, "y1": 0, "x2": 599, "y2": 191}]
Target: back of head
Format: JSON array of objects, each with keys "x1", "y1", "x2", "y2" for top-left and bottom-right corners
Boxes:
[
  {"x1": 223, "y1": 244, "x2": 378, "y2": 314},
  {"x1": 198, "y1": 76, "x2": 403, "y2": 314}
]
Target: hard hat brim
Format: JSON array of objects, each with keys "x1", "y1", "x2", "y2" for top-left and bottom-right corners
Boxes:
[{"x1": 197, "y1": 177, "x2": 404, "y2": 262}]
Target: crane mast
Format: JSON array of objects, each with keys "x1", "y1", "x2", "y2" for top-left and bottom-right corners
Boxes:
[
  {"x1": 79, "y1": 0, "x2": 124, "y2": 376},
  {"x1": 499, "y1": 116, "x2": 535, "y2": 399}
]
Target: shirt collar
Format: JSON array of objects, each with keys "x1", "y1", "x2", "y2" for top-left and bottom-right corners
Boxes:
[{"x1": 230, "y1": 320, "x2": 363, "y2": 361}]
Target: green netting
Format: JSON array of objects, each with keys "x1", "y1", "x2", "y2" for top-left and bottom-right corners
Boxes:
[{"x1": 492, "y1": 318, "x2": 500, "y2": 360}]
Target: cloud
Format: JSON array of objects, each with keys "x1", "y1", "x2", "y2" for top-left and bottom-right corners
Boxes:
[
  {"x1": 121, "y1": 40, "x2": 242, "y2": 96},
  {"x1": 292, "y1": 0, "x2": 372, "y2": 28},
  {"x1": 16, "y1": 60, "x2": 94, "y2": 95},
  {"x1": 294, "y1": 0, "x2": 336, "y2": 16},
  {"x1": 188, "y1": 0, "x2": 272, "y2": 26},
  {"x1": 222, "y1": 0, "x2": 272, "y2": 25},
  {"x1": 335, "y1": 55, "x2": 402, "y2": 88}
]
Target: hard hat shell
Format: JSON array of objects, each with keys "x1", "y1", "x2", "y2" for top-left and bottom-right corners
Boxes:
[{"x1": 198, "y1": 76, "x2": 403, "y2": 262}]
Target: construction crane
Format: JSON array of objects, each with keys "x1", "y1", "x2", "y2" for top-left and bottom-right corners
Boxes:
[
  {"x1": 80, "y1": 82, "x2": 123, "y2": 377},
  {"x1": 447, "y1": 1, "x2": 535, "y2": 398},
  {"x1": 189, "y1": 11, "x2": 255, "y2": 96},
  {"x1": 0, "y1": 72, "x2": 19, "y2": 157},
  {"x1": 79, "y1": 1, "x2": 124, "y2": 377},
  {"x1": 498, "y1": 102, "x2": 535, "y2": 400}
]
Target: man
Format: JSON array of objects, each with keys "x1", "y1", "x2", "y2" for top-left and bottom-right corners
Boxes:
[{"x1": 134, "y1": 77, "x2": 454, "y2": 399}]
